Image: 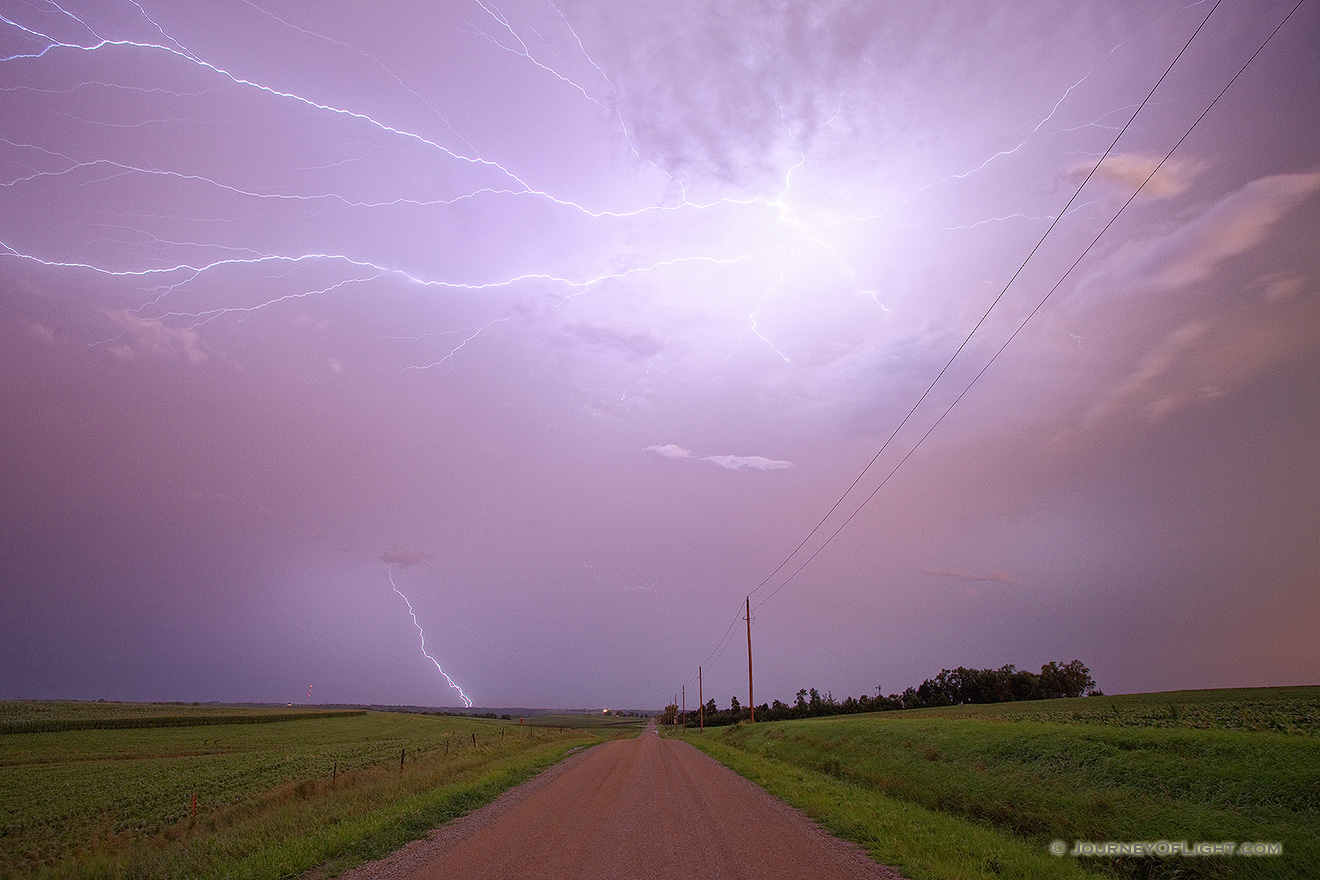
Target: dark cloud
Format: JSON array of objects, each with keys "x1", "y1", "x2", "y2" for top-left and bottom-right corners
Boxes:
[{"x1": 379, "y1": 547, "x2": 430, "y2": 568}]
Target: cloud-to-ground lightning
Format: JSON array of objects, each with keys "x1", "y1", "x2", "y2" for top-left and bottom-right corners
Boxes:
[
  {"x1": 0, "y1": 0, "x2": 1313, "y2": 741},
  {"x1": 386, "y1": 566, "x2": 473, "y2": 708}
]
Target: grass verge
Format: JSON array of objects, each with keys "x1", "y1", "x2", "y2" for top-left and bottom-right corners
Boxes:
[
  {"x1": 689, "y1": 735, "x2": 1093, "y2": 880},
  {"x1": 677, "y1": 688, "x2": 1318, "y2": 880}
]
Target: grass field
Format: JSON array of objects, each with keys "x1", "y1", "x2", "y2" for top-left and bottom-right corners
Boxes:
[
  {"x1": 517, "y1": 712, "x2": 649, "y2": 730},
  {"x1": 678, "y1": 687, "x2": 1319, "y2": 880},
  {"x1": 0, "y1": 702, "x2": 602, "y2": 879}
]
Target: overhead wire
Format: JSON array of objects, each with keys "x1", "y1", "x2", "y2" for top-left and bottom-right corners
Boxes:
[
  {"x1": 753, "y1": 0, "x2": 1306, "y2": 612},
  {"x1": 743, "y1": 0, "x2": 1224, "y2": 606},
  {"x1": 684, "y1": 0, "x2": 1307, "y2": 690}
]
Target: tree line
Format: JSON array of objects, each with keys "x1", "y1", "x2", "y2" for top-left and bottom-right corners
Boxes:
[{"x1": 661, "y1": 660, "x2": 1099, "y2": 727}]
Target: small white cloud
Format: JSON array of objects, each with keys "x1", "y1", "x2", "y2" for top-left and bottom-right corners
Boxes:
[
  {"x1": 1248, "y1": 272, "x2": 1307, "y2": 305},
  {"x1": 1085, "y1": 281, "x2": 1320, "y2": 427},
  {"x1": 103, "y1": 309, "x2": 210, "y2": 364},
  {"x1": 1083, "y1": 171, "x2": 1320, "y2": 297},
  {"x1": 1069, "y1": 152, "x2": 1205, "y2": 199},
  {"x1": 23, "y1": 320, "x2": 57, "y2": 345},
  {"x1": 649, "y1": 444, "x2": 793, "y2": 471},
  {"x1": 647, "y1": 443, "x2": 695, "y2": 459},
  {"x1": 702, "y1": 454, "x2": 793, "y2": 471}
]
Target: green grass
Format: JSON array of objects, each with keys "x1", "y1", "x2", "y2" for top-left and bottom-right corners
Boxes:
[
  {"x1": 677, "y1": 687, "x2": 1319, "y2": 880},
  {"x1": 891, "y1": 687, "x2": 1320, "y2": 736},
  {"x1": 0, "y1": 703, "x2": 598, "y2": 879},
  {"x1": 0, "y1": 701, "x2": 337, "y2": 728}
]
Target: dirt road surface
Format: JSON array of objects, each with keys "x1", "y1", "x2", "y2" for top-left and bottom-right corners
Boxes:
[{"x1": 343, "y1": 726, "x2": 904, "y2": 880}]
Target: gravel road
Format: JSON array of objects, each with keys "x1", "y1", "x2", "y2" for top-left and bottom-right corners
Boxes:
[{"x1": 340, "y1": 726, "x2": 905, "y2": 880}]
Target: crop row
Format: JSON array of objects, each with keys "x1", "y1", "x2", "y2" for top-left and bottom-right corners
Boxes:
[
  {"x1": 982, "y1": 699, "x2": 1320, "y2": 736},
  {"x1": 0, "y1": 709, "x2": 366, "y2": 735},
  {"x1": 0, "y1": 712, "x2": 540, "y2": 868}
]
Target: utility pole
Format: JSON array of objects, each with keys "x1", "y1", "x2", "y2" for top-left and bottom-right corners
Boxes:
[
  {"x1": 681, "y1": 684, "x2": 686, "y2": 730},
  {"x1": 698, "y1": 666, "x2": 704, "y2": 733},
  {"x1": 746, "y1": 596, "x2": 755, "y2": 723}
]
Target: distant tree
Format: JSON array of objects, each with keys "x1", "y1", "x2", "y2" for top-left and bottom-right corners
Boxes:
[
  {"x1": 682, "y1": 659, "x2": 1096, "y2": 729},
  {"x1": 1008, "y1": 666, "x2": 1040, "y2": 701},
  {"x1": 808, "y1": 688, "x2": 823, "y2": 715},
  {"x1": 1040, "y1": 660, "x2": 1095, "y2": 699}
]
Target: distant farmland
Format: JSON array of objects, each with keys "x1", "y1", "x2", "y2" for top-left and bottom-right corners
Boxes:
[
  {"x1": 0, "y1": 702, "x2": 602, "y2": 879},
  {"x1": 518, "y1": 712, "x2": 649, "y2": 730}
]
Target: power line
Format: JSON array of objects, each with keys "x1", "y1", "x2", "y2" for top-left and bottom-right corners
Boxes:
[
  {"x1": 752, "y1": 0, "x2": 1306, "y2": 612},
  {"x1": 688, "y1": 0, "x2": 1306, "y2": 683},
  {"x1": 685, "y1": 604, "x2": 745, "y2": 687},
  {"x1": 743, "y1": 0, "x2": 1227, "y2": 604}
]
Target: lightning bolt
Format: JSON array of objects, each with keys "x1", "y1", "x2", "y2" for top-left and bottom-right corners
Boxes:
[
  {"x1": 2, "y1": 0, "x2": 1236, "y2": 708},
  {"x1": 386, "y1": 565, "x2": 473, "y2": 708},
  {"x1": 2, "y1": 4, "x2": 1194, "y2": 387},
  {"x1": 0, "y1": 3, "x2": 858, "y2": 348}
]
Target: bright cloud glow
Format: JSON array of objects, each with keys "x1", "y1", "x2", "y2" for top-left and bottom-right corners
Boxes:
[{"x1": 2, "y1": 1, "x2": 1317, "y2": 709}]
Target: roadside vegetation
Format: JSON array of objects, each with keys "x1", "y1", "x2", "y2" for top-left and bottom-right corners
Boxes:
[
  {"x1": 664, "y1": 660, "x2": 1098, "y2": 727},
  {"x1": 676, "y1": 686, "x2": 1319, "y2": 880},
  {"x1": 0, "y1": 702, "x2": 604, "y2": 879}
]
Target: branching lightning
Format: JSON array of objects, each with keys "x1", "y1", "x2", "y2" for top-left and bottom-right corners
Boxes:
[
  {"x1": 386, "y1": 565, "x2": 473, "y2": 708},
  {"x1": 1, "y1": 1, "x2": 1219, "y2": 705},
  {"x1": 0, "y1": 0, "x2": 1135, "y2": 384}
]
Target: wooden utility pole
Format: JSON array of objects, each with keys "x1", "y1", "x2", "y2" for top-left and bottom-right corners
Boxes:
[
  {"x1": 698, "y1": 666, "x2": 704, "y2": 733},
  {"x1": 746, "y1": 596, "x2": 755, "y2": 723},
  {"x1": 681, "y1": 684, "x2": 686, "y2": 730}
]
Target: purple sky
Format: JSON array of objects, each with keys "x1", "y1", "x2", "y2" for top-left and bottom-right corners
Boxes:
[{"x1": 2, "y1": 1, "x2": 1318, "y2": 710}]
